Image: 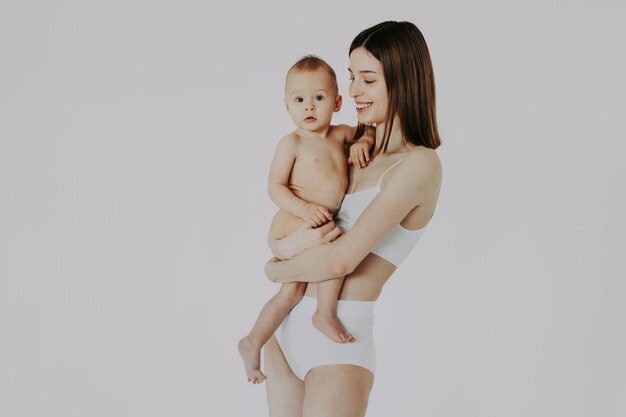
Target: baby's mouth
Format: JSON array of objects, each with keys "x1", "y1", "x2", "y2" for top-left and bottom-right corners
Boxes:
[{"x1": 304, "y1": 117, "x2": 316, "y2": 122}]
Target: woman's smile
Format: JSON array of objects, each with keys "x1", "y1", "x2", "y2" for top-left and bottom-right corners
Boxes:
[
  {"x1": 349, "y1": 47, "x2": 388, "y2": 124},
  {"x1": 355, "y1": 102, "x2": 372, "y2": 112}
]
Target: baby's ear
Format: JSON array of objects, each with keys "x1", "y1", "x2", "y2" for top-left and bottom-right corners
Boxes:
[{"x1": 334, "y1": 95, "x2": 343, "y2": 112}]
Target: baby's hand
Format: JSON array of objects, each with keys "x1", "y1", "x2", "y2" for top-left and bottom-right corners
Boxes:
[
  {"x1": 300, "y1": 203, "x2": 333, "y2": 227},
  {"x1": 348, "y1": 140, "x2": 371, "y2": 168}
]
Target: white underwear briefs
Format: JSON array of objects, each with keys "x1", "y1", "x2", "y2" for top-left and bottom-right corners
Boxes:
[{"x1": 275, "y1": 295, "x2": 376, "y2": 380}]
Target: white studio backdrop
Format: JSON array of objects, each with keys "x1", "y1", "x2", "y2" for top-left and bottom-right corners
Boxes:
[{"x1": 1, "y1": 1, "x2": 624, "y2": 416}]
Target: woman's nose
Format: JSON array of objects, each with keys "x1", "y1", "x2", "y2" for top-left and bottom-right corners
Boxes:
[{"x1": 349, "y1": 81, "x2": 360, "y2": 98}]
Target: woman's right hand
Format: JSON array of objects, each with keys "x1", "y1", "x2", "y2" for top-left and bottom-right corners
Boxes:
[{"x1": 268, "y1": 221, "x2": 342, "y2": 261}]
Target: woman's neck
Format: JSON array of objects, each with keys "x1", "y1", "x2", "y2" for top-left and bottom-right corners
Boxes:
[{"x1": 375, "y1": 117, "x2": 412, "y2": 154}]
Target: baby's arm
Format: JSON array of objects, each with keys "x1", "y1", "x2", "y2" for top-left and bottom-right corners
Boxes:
[
  {"x1": 268, "y1": 134, "x2": 333, "y2": 227},
  {"x1": 345, "y1": 125, "x2": 376, "y2": 168}
]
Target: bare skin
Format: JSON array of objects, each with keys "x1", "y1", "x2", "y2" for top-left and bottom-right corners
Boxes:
[
  {"x1": 237, "y1": 127, "x2": 352, "y2": 383},
  {"x1": 264, "y1": 336, "x2": 374, "y2": 417},
  {"x1": 265, "y1": 122, "x2": 373, "y2": 345},
  {"x1": 260, "y1": 43, "x2": 442, "y2": 417},
  {"x1": 239, "y1": 281, "x2": 306, "y2": 384},
  {"x1": 269, "y1": 126, "x2": 355, "y2": 345},
  {"x1": 238, "y1": 337, "x2": 265, "y2": 384},
  {"x1": 264, "y1": 139, "x2": 442, "y2": 416},
  {"x1": 238, "y1": 96, "x2": 374, "y2": 383}
]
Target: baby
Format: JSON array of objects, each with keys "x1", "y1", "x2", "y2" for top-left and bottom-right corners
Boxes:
[{"x1": 238, "y1": 55, "x2": 374, "y2": 383}]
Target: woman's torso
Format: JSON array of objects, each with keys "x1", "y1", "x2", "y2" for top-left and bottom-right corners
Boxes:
[{"x1": 303, "y1": 149, "x2": 439, "y2": 301}]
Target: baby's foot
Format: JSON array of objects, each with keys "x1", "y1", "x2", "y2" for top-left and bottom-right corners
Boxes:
[
  {"x1": 238, "y1": 336, "x2": 266, "y2": 384},
  {"x1": 312, "y1": 311, "x2": 354, "y2": 343}
]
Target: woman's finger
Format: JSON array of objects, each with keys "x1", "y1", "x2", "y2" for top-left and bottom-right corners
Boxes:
[
  {"x1": 321, "y1": 224, "x2": 342, "y2": 244},
  {"x1": 315, "y1": 220, "x2": 336, "y2": 236}
]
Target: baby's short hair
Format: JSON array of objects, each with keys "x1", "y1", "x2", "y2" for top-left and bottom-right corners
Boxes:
[{"x1": 287, "y1": 55, "x2": 338, "y2": 91}]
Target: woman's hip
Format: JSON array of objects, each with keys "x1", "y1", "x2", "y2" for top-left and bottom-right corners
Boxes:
[{"x1": 276, "y1": 296, "x2": 377, "y2": 381}]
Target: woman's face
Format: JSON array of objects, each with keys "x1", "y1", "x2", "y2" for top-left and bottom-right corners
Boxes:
[{"x1": 348, "y1": 47, "x2": 388, "y2": 125}]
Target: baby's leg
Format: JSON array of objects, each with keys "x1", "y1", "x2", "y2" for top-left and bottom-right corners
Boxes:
[
  {"x1": 269, "y1": 209, "x2": 352, "y2": 343},
  {"x1": 312, "y1": 277, "x2": 354, "y2": 343},
  {"x1": 238, "y1": 210, "x2": 307, "y2": 383},
  {"x1": 239, "y1": 282, "x2": 306, "y2": 383}
]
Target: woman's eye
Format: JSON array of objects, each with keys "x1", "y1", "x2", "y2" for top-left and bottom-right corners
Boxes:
[
  {"x1": 364, "y1": 80, "x2": 375, "y2": 85},
  {"x1": 348, "y1": 77, "x2": 355, "y2": 82}
]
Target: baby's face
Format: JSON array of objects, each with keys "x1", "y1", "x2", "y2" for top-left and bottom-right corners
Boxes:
[{"x1": 284, "y1": 70, "x2": 341, "y2": 133}]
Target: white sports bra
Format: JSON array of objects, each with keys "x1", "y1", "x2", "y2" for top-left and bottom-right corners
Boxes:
[{"x1": 335, "y1": 158, "x2": 427, "y2": 267}]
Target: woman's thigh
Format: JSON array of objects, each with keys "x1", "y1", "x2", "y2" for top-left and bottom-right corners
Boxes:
[
  {"x1": 264, "y1": 335, "x2": 305, "y2": 417},
  {"x1": 303, "y1": 365, "x2": 374, "y2": 417}
]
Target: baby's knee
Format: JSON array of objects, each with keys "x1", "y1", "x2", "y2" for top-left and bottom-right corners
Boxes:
[{"x1": 279, "y1": 282, "x2": 306, "y2": 304}]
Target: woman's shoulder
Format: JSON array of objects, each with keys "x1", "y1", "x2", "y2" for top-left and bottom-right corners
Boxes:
[
  {"x1": 401, "y1": 146, "x2": 442, "y2": 176},
  {"x1": 378, "y1": 146, "x2": 441, "y2": 193},
  {"x1": 382, "y1": 147, "x2": 441, "y2": 205}
]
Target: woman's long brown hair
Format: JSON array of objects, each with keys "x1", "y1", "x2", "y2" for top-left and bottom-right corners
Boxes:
[{"x1": 350, "y1": 21, "x2": 441, "y2": 152}]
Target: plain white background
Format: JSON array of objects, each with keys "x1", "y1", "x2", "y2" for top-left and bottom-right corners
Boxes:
[{"x1": 1, "y1": 1, "x2": 625, "y2": 416}]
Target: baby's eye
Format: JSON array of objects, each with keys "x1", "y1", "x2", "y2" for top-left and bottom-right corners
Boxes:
[
  {"x1": 315, "y1": 95, "x2": 325, "y2": 101},
  {"x1": 295, "y1": 97, "x2": 303, "y2": 103}
]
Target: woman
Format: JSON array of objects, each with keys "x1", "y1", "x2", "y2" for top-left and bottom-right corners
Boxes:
[{"x1": 263, "y1": 21, "x2": 442, "y2": 417}]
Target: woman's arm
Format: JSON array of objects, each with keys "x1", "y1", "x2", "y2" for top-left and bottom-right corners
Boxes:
[
  {"x1": 266, "y1": 149, "x2": 442, "y2": 283},
  {"x1": 267, "y1": 221, "x2": 343, "y2": 260}
]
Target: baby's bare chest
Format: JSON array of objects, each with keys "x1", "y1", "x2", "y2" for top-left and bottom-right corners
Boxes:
[{"x1": 293, "y1": 140, "x2": 347, "y2": 177}]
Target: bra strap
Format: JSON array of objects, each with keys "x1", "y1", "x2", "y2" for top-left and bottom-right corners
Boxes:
[{"x1": 377, "y1": 157, "x2": 406, "y2": 187}]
